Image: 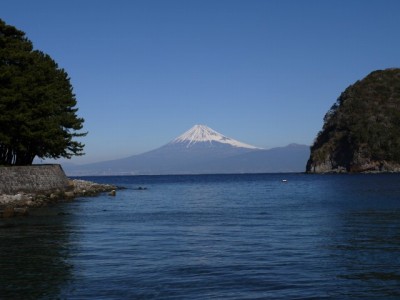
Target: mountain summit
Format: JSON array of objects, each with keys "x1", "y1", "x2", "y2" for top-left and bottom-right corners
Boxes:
[
  {"x1": 170, "y1": 124, "x2": 260, "y2": 149},
  {"x1": 62, "y1": 124, "x2": 310, "y2": 175}
]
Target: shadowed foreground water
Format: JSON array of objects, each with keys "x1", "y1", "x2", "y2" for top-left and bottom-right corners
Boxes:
[{"x1": 1, "y1": 174, "x2": 400, "y2": 299}]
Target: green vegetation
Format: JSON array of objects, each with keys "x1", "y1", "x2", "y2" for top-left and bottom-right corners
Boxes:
[
  {"x1": 307, "y1": 68, "x2": 400, "y2": 172},
  {"x1": 0, "y1": 19, "x2": 86, "y2": 165}
]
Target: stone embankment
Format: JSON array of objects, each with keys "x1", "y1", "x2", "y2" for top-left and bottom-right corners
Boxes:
[{"x1": 0, "y1": 179, "x2": 117, "y2": 218}]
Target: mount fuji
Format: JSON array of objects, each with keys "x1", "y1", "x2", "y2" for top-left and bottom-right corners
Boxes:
[
  {"x1": 170, "y1": 124, "x2": 260, "y2": 149},
  {"x1": 63, "y1": 125, "x2": 310, "y2": 175}
]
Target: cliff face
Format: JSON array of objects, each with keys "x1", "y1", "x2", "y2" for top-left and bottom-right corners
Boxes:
[{"x1": 307, "y1": 68, "x2": 400, "y2": 173}]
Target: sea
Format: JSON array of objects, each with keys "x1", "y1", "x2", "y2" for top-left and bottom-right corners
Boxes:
[{"x1": 1, "y1": 173, "x2": 400, "y2": 299}]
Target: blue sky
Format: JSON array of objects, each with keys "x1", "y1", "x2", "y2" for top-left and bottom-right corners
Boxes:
[{"x1": 2, "y1": 0, "x2": 400, "y2": 163}]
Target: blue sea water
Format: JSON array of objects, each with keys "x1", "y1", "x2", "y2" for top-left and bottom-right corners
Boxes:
[{"x1": 1, "y1": 173, "x2": 400, "y2": 299}]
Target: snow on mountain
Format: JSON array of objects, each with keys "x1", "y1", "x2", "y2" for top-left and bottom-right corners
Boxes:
[
  {"x1": 170, "y1": 124, "x2": 261, "y2": 149},
  {"x1": 61, "y1": 124, "x2": 309, "y2": 176}
]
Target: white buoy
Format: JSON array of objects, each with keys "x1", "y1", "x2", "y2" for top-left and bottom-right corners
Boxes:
[{"x1": 282, "y1": 179, "x2": 287, "y2": 183}]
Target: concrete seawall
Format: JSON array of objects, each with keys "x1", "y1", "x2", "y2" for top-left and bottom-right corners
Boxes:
[
  {"x1": 0, "y1": 164, "x2": 118, "y2": 218},
  {"x1": 0, "y1": 164, "x2": 69, "y2": 194}
]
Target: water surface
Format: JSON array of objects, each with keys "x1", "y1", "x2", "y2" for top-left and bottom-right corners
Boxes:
[{"x1": 1, "y1": 174, "x2": 400, "y2": 299}]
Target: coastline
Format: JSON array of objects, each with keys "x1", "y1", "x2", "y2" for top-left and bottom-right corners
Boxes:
[{"x1": 0, "y1": 179, "x2": 117, "y2": 218}]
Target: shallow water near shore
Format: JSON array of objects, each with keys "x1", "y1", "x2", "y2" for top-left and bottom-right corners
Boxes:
[{"x1": 1, "y1": 173, "x2": 400, "y2": 299}]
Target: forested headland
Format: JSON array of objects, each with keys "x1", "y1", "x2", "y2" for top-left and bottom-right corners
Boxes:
[{"x1": 307, "y1": 68, "x2": 400, "y2": 173}]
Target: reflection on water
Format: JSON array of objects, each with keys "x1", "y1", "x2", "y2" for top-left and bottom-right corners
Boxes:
[
  {"x1": 0, "y1": 209, "x2": 73, "y2": 299},
  {"x1": 1, "y1": 174, "x2": 400, "y2": 299}
]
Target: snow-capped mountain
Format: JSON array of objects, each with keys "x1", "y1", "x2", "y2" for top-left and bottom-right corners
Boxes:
[
  {"x1": 170, "y1": 124, "x2": 260, "y2": 149},
  {"x1": 62, "y1": 125, "x2": 310, "y2": 175}
]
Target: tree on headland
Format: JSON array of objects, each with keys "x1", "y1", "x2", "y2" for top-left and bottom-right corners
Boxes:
[
  {"x1": 0, "y1": 19, "x2": 86, "y2": 165},
  {"x1": 306, "y1": 68, "x2": 400, "y2": 173}
]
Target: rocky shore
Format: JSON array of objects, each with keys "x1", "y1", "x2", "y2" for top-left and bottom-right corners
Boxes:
[{"x1": 0, "y1": 179, "x2": 117, "y2": 218}]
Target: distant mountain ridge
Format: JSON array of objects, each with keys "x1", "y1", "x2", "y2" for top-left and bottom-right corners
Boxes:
[
  {"x1": 63, "y1": 125, "x2": 309, "y2": 176},
  {"x1": 171, "y1": 124, "x2": 261, "y2": 149}
]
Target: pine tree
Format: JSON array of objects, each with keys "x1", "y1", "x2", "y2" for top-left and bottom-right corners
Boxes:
[{"x1": 0, "y1": 19, "x2": 86, "y2": 165}]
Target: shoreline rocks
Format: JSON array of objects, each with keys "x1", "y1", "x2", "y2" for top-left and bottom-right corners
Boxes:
[
  {"x1": 307, "y1": 158, "x2": 400, "y2": 174},
  {"x1": 0, "y1": 179, "x2": 117, "y2": 218}
]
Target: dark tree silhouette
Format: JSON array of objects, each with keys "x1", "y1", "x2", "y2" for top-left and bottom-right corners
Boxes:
[{"x1": 0, "y1": 19, "x2": 86, "y2": 165}]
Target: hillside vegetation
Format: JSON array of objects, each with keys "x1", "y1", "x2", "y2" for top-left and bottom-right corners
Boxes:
[{"x1": 307, "y1": 68, "x2": 400, "y2": 173}]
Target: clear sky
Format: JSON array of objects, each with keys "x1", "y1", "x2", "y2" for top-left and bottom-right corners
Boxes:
[{"x1": 2, "y1": 0, "x2": 400, "y2": 164}]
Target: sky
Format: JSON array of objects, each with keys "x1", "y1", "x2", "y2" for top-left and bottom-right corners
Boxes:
[{"x1": 2, "y1": 0, "x2": 400, "y2": 164}]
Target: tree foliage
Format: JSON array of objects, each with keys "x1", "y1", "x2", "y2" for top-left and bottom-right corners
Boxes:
[
  {"x1": 307, "y1": 68, "x2": 400, "y2": 172},
  {"x1": 0, "y1": 19, "x2": 86, "y2": 165}
]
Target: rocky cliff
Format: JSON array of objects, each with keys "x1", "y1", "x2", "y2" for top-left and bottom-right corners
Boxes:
[{"x1": 307, "y1": 68, "x2": 400, "y2": 173}]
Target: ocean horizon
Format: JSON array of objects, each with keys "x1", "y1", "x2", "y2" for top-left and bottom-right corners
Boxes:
[{"x1": 1, "y1": 173, "x2": 400, "y2": 299}]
